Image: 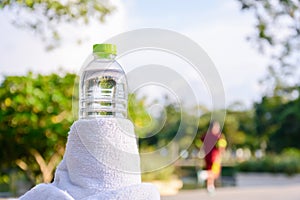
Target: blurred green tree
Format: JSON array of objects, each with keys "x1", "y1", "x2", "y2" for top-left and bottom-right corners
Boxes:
[
  {"x1": 0, "y1": 0, "x2": 114, "y2": 49},
  {"x1": 237, "y1": 0, "x2": 300, "y2": 92},
  {"x1": 136, "y1": 101, "x2": 199, "y2": 151},
  {"x1": 128, "y1": 94, "x2": 155, "y2": 139},
  {"x1": 223, "y1": 109, "x2": 257, "y2": 150},
  {"x1": 0, "y1": 73, "x2": 75, "y2": 183},
  {"x1": 254, "y1": 87, "x2": 300, "y2": 152},
  {"x1": 155, "y1": 103, "x2": 181, "y2": 147}
]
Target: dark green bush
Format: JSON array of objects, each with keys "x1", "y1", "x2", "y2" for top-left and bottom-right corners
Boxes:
[{"x1": 238, "y1": 148, "x2": 300, "y2": 175}]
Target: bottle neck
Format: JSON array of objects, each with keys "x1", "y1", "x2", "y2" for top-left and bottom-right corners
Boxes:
[{"x1": 93, "y1": 53, "x2": 116, "y2": 60}]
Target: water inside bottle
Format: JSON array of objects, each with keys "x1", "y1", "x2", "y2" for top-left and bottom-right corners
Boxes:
[{"x1": 80, "y1": 69, "x2": 127, "y2": 118}]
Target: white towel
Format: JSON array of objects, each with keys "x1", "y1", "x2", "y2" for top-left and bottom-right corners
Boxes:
[{"x1": 20, "y1": 118, "x2": 160, "y2": 200}]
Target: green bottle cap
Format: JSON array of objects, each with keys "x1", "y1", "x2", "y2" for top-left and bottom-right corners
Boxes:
[{"x1": 93, "y1": 44, "x2": 117, "y2": 55}]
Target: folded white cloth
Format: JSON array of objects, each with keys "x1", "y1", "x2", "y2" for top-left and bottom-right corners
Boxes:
[{"x1": 20, "y1": 118, "x2": 160, "y2": 200}]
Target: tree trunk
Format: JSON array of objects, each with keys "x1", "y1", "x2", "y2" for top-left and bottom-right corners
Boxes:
[{"x1": 30, "y1": 147, "x2": 64, "y2": 183}]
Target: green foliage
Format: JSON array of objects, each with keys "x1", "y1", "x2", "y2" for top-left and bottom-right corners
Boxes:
[
  {"x1": 135, "y1": 102, "x2": 200, "y2": 151},
  {"x1": 154, "y1": 104, "x2": 181, "y2": 147},
  {"x1": 237, "y1": 0, "x2": 300, "y2": 157},
  {"x1": 254, "y1": 89, "x2": 300, "y2": 152},
  {"x1": 238, "y1": 148, "x2": 300, "y2": 175},
  {"x1": 99, "y1": 77, "x2": 116, "y2": 89},
  {"x1": 142, "y1": 165, "x2": 175, "y2": 181},
  {"x1": 237, "y1": 0, "x2": 300, "y2": 90},
  {"x1": 0, "y1": 172, "x2": 10, "y2": 191},
  {"x1": 128, "y1": 94, "x2": 154, "y2": 139},
  {"x1": 223, "y1": 109, "x2": 257, "y2": 150},
  {"x1": 129, "y1": 96, "x2": 196, "y2": 149},
  {"x1": 0, "y1": 0, "x2": 114, "y2": 49},
  {"x1": 0, "y1": 72, "x2": 75, "y2": 183}
]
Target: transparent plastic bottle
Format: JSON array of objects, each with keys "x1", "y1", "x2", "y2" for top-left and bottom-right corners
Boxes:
[{"x1": 79, "y1": 44, "x2": 128, "y2": 119}]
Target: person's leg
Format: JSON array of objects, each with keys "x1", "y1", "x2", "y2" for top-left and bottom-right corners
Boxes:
[
  {"x1": 206, "y1": 170, "x2": 215, "y2": 193},
  {"x1": 206, "y1": 161, "x2": 221, "y2": 193},
  {"x1": 204, "y1": 160, "x2": 213, "y2": 188}
]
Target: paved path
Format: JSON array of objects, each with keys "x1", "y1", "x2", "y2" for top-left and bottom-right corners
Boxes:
[
  {"x1": 162, "y1": 185, "x2": 300, "y2": 200},
  {"x1": 162, "y1": 173, "x2": 300, "y2": 200},
  {"x1": 236, "y1": 173, "x2": 300, "y2": 187}
]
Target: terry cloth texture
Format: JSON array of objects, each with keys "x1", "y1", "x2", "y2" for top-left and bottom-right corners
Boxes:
[{"x1": 20, "y1": 118, "x2": 160, "y2": 200}]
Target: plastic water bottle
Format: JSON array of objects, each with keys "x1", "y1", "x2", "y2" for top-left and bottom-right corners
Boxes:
[{"x1": 79, "y1": 44, "x2": 128, "y2": 119}]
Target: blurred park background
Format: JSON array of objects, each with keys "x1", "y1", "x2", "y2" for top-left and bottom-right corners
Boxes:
[{"x1": 1, "y1": 0, "x2": 300, "y2": 198}]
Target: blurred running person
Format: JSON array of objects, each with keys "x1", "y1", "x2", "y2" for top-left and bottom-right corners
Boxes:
[{"x1": 199, "y1": 121, "x2": 227, "y2": 193}]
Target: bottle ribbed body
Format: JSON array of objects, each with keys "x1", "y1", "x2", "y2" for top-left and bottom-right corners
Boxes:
[{"x1": 79, "y1": 48, "x2": 128, "y2": 119}]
